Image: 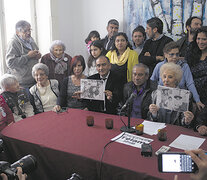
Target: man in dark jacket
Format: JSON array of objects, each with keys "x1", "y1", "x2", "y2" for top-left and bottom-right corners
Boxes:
[
  {"x1": 86, "y1": 56, "x2": 122, "y2": 114},
  {"x1": 176, "y1": 16, "x2": 202, "y2": 58},
  {"x1": 123, "y1": 63, "x2": 152, "y2": 119},
  {"x1": 101, "y1": 19, "x2": 119, "y2": 51},
  {"x1": 139, "y1": 17, "x2": 173, "y2": 76}
]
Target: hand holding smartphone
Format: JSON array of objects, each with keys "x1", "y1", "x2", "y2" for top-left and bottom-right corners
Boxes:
[{"x1": 158, "y1": 152, "x2": 198, "y2": 173}]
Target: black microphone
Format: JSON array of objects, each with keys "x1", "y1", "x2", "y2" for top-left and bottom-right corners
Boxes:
[{"x1": 121, "y1": 92, "x2": 137, "y2": 111}]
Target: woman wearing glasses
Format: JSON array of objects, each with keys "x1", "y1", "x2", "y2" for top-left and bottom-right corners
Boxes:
[{"x1": 150, "y1": 41, "x2": 204, "y2": 110}]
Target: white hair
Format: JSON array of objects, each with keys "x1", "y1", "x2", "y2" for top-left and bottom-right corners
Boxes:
[
  {"x1": 32, "y1": 63, "x2": 49, "y2": 78},
  {"x1": 15, "y1": 20, "x2": 30, "y2": 32},
  {"x1": 160, "y1": 62, "x2": 183, "y2": 86},
  {"x1": 49, "y1": 40, "x2": 66, "y2": 52},
  {"x1": 0, "y1": 74, "x2": 18, "y2": 91}
]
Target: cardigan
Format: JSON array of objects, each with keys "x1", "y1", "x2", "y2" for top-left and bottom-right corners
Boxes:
[
  {"x1": 6, "y1": 35, "x2": 39, "y2": 88},
  {"x1": 29, "y1": 79, "x2": 59, "y2": 114},
  {"x1": 106, "y1": 49, "x2": 138, "y2": 82}
]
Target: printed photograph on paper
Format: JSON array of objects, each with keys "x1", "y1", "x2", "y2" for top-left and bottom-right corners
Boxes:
[
  {"x1": 81, "y1": 79, "x2": 105, "y2": 101},
  {"x1": 156, "y1": 85, "x2": 190, "y2": 112}
]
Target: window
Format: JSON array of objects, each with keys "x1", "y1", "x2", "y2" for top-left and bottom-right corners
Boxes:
[{"x1": 0, "y1": 0, "x2": 36, "y2": 75}]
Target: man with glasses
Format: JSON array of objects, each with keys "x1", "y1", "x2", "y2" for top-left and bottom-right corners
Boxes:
[
  {"x1": 6, "y1": 20, "x2": 41, "y2": 89},
  {"x1": 150, "y1": 41, "x2": 204, "y2": 110}
]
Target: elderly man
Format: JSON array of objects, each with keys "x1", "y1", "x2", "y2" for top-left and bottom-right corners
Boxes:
[
  {"x1": 123, "y1": 63, "x2": 152, "y2": 119},
  {"x1": 86, "y1": 56, "x2": 122, "y2": 114},
  {"x1": 176, "y1": 16, "x2": 202, "y2": 58},
  {"x1": 0, "y1": 74, "x2": 34, "y2": 122},
  {"x1": 6, "y1": 20, "x2": 41, "y2": 89},
  {"x1": 139, "y1": 17, "x2": 173, "y2": 76},
  {"x1": 101, "y1": 19, "x2": 119, "y2": 51}
]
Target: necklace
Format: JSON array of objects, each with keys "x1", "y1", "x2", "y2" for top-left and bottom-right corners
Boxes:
[{"x1": 38, "y1": 85, "x2": 48, "y2": 96}]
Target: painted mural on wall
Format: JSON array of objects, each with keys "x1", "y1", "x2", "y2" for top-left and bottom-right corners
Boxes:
[{"x1": 123, "y1": 0, "x2": 207, "y2": 41}]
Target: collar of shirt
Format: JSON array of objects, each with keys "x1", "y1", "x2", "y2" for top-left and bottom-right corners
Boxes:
[
  {"x1": 152, "y1": 34, "x2": 164, "y2": 41},
  {"x1": 132, "y1": 82, "x2": 146, "y2": 95},
  {"x1": 100, "y1": 71, "x2": 110, "y2": 81}
]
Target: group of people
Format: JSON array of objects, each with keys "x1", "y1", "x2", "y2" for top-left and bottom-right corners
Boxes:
[
  {"x1": 0, "y1": 16, "x2": 207, "y2": 137},
  {"x1": 0, "y1": 15, "x2": 206, "y2": 180}
]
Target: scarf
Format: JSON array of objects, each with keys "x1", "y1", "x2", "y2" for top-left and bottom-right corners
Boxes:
[
  {"x1": 19, "y1": 36, "x2": 34, "y2": 50},
  {"x1": 50, "y1": 52, "x2": 68, "y2": 74},
  {"x1": 110, "y1": 47, "x2": 130, "y2": 66}
]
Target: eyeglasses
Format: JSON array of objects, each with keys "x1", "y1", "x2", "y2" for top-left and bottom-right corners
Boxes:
[
  {"x1": 22, "y1": 28, "x2": 32, "y2": 33},
  {"x1": 168, "y1": 53, "x2": 179, "y2": 57}
]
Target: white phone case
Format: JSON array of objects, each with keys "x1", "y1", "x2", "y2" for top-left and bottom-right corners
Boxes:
[{"x1": 155, "y1": 145, "x2": 171, "y2": 156}]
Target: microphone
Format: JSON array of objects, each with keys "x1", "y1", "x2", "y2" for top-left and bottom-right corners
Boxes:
[{"x1": 121, "y1": 92, "x2": 137, "y2": 111}]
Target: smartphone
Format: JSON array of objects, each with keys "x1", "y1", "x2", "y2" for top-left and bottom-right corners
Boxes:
[
  {"x1": 158, "y1": 152, "x2": 198, "y2": 173},
  {"x1": 155, "y1": 146, "x2": 171, "y2": 156}
]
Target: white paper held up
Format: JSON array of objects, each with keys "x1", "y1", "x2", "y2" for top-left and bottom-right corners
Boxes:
[
  {"x1": 142, "y1": 120, "x2": 166, "y2": 135},
  {"x1": 81, "y1": 79, "x2": 104, "y2": 100}
]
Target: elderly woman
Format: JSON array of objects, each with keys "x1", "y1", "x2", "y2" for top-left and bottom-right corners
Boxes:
[
  {"x1": 40, "y1": 40, "x2": 72, "y2": 86},
  {"x1": 0, "y1": 74, "x2": 33, "y2": 122},
  {"x1": 150, "y1": 41, "x2": 204, "y2": 110},
  {"x1": 148, "y1": 63, "x2": 194, "y2": 127},
  {"x1": 54, "y1": 55, "x2": 86, "y2": 112},
  {"x1": 106, "y1": 32, "x2": 138, "y2": 85},
  {"x1": 29, "y1": 63, "x2": 59, "y2": 114},
  {"x1": 186, "y1": 26, "x2": 207, "y2": 106}
]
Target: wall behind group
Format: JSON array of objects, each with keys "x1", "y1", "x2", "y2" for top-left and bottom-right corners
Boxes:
[{"x1": 50, "y1": 0, "x2": 123, "y2": 60}]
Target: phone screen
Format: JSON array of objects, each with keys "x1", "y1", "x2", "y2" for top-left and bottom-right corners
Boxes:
[{"x1": 159, "y1": 153, "x2": 197, "y2": 173}]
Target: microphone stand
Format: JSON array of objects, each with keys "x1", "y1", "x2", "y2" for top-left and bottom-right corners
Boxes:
[{"x1": 120, "y1": 103, "x2": 135, "y2": 133}]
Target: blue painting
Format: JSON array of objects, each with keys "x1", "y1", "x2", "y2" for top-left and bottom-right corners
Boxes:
[{"x1": 124, "y1": 0, "x2": 207, "y2": 41}]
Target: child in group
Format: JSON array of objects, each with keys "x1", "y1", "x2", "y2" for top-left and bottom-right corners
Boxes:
[
  {"x1": 85, "y1": 30, "x2": 100, "y2": 53},
  {"x1": 86, "y1": 40, "x2": 107, "y2": 76}
]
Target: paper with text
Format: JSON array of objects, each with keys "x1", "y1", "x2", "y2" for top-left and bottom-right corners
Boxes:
[{"x1": 111, "y1": 132, "x2": 153, "y2": 148}]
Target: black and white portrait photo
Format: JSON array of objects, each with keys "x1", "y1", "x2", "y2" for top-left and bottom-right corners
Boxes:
[
  {"x1": 156, "y1": 85, "x2": 190, "y2": 112},
  {"x1": 80, "y1": 79, "x2": 105, "y2": 101}
]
